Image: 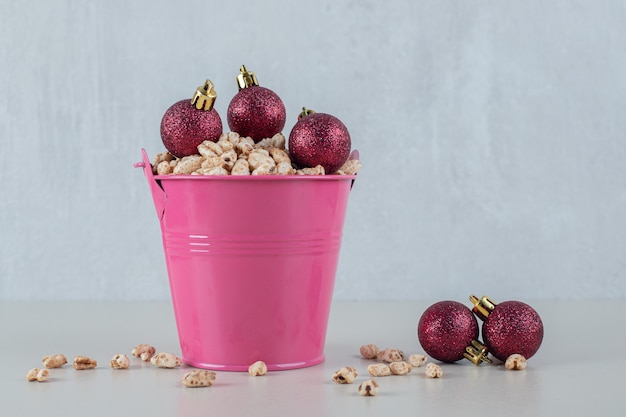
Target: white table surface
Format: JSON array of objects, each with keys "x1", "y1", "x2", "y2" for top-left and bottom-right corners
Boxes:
[{"x1": 1, "y1": 300, "x2": 625, "y2": 416}]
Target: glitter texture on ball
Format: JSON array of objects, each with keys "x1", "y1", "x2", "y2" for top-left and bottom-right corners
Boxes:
[
  {"x1": 418, "y1": 300, "x2": 479, "y2": 363},
  {"x1": 288, "y1": 112, "x2": 351, "y2": 174},
  {"x1": 227, "y1": 86, "x2": 286, "y2": 142},
  {"x1": 482, "y1": 301, "x2": 544, "y2": 362},
  {"x1": 161, "y1": 100, "x2": 222, "y2": 158}
]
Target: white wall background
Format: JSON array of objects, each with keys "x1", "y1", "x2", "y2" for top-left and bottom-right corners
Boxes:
[{"x1": 1, "y1": 0, "x2": 625, "y2": 301}]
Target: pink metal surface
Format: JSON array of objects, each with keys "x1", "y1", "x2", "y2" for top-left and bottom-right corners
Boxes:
[{"x1": 137, "y1": 149, "x2": 357, "y2": 371}]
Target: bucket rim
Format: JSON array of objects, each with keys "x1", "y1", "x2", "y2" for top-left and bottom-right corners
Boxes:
[{"x1": 153, "y1": 173, "x2": 357, "y2": 181}]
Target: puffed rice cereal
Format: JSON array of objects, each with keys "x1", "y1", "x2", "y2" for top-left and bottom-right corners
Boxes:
[
  {"x1": 358, "y1": 379, "x2": 379, "y2": 396},
  {"x1": 377, "y1": 348, "x2": 405, "y2": 363},
  {"x1": 367, "y1": 363, "x2": 391, "y2": 377},
  {"x1": 131, "y1": 344, "x2": 156, "y2": 361},
  {"x1": 331, "y1": 366, "x2": 358, "y2": 384},
  {"x1": 73, "y1": 356, "x2": 97, "y2": 370},
  {"x1": 296, "y1": 165, "x2": 325, "y2": 175},
  {"x1": 335, "y1": 159, "x2": 362, "y2": 175},
  {"x1": 110, "y1": 354, "x2": 130, "y2": 369},
  {"x1": 42, "y1": 354, "x2": 67, "y2": 369},
  {"x1": 248, "y1": 360, "x2": 268, "y2": 376},
  {"x1": 505, "y1": 354, "x2": 527, "y2": 370},
  {"x1": 359, "y1": 344, "x2": 380, "y2": 359},
  {"x1": 389, "y1": 361, "x2": 412, "y2": 375},
  {"x1": 182, "y1": 370, "x2": 216, "y2": 388},
  {"x1": 152, "y1": 132, "x2": 361, "y2": 176},
  {"x1": 425, "y1": 363, "x2": 443, "y2": 378},
  {"x1": 26, "y1": 368, "x2": 50, "y2": 382},
  {"x1": 150, "y1": 352, "x2": 181, "y2": 368},
  {"x1": 408, "y1": 354, "x2": 427, "y2": 368}
]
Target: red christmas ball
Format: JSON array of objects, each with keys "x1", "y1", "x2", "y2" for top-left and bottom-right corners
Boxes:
[
  {"x1": 481, "y1": 301, "x2": 544, "y2": 361},
  {"x1": 160, "y1": 100, "x2": 222, "y2": 158},
  {"x1": 227, "y1": 86, "x2": 286, "y2": 142},
  {"x1": 288, "y1": 111, "x2": 351, "y2": 174},
  {"x1": 418, "y1": 301, "x2": 479, "y2": 363}
]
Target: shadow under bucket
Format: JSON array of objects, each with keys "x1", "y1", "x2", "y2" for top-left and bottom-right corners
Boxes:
[{"x1": 136, "y1": 149, "x2": 358, "y2": 371}]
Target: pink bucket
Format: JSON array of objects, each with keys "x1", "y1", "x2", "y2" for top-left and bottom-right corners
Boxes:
[{"x1": 135, "y1": 149, "x2": 357, "y2": 371}]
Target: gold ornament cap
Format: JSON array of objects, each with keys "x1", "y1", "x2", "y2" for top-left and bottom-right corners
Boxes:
[
  {"x1": 191, "y1": 80, "x2": 217, "y2": 111},
  {"x1": 463, "y1": 340, "x2": 493, "y2": 365},
  {"x1": 298, "y1": 107, "x2": 317, "y2": 120},
  {"x1": 469, "y1": 295, "x2": 497, "y2": 321},
  {"x1": 236, "y1": 65, "x2": 259, "y2": 90}
]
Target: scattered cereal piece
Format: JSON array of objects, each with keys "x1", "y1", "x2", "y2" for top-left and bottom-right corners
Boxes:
[
  {"x1": 359, "y1": 344, "x2": 380, "y2": 360},
  {"x1": 505, "y1": 354, "x2": 527, "y2": 371},
  {"x1": 182, "y1": 370, "x2": 217, "y2": 388},
  {"x1": 73, "y1": 356, "x2": 97, "y2": 370},
  {"x1": 150, "y1": 352, "x2": 181, "y2": 368},
  {"x1": 42, "y1": 354, "x2": 67, "y2": 369},
  {"x1": 408, "y1": 354, "x2": 427, "y2": 368},
  {"x1": 377, "y1": 348, "x2": 405, "y2": 363},
  {"x1": 36, "y1": 368, "x2": 50, "y2": 382},
  {"x1": 389, "y1": 361, "x2": 412, "y2": 375},
  {"x1": 367, "y1": 363, "x2": 391, "y2": 377},
  {"x1": 248, "y1": 361, "x2": 268, "y2": 376},
  {"x1": 358, "y1": 379, "x2": 379, "y2": 396},
  {"x1": 26, "y1": 368, "x2": 39, "y2": 381},
  {"x1": 331, "y1": 366, "x2": 358, "y2": 384},
  {"x1": 132, "y1": 344, "x2": 156, "y2": 361},
  {"x1": 425, "y1": 363, "x2": 442, "y2": 378},
  {"x1": 110, "y1": 354, "x2": 130, "y2": 369},
  {"x1": 26, "y1": 368, "x2": 49, "y2": 382}
]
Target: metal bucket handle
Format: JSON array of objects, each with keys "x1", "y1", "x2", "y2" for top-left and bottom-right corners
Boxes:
[{"x1": 134, "y1": 149, "x2": 167, "y2": 220}]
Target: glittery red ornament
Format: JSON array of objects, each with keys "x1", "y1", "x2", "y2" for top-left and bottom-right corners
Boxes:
[
  {"x1": 227, "y1": 65, "x2": 286, "y2": 142},
  {"x1": 161, "y1": 80, "x2": 223, "y2": 158},
  {"x1": 288, "y1": 108, "x2": 351, "y2": 174},
  {"x1": 470, "y1": 295, "x2": 544, "y2": 362},
  {"x1": 417, "y1": 300, "x2": 479, "y2": 363}
]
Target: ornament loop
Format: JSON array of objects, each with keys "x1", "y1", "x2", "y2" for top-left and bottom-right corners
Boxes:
[
  {"x1": 463, "y1": 340, "x2": 492, "y2": 365},
  {"x1": 298, "y1": 107, "x2": 317, "y2": 120},
  {"x1": 469, "y1": 294, "x2": 497, "y2": 321},
  {"x1": 236, "y1": 65, "x2": 259, "y2": 90},
  {"x1": 191, "y1": 79, "x2": 217, "y2": 111}
]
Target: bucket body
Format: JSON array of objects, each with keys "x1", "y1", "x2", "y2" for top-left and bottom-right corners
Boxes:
[{"x1": 137, "y1": 150, "x2": 356, "y2": 371}]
